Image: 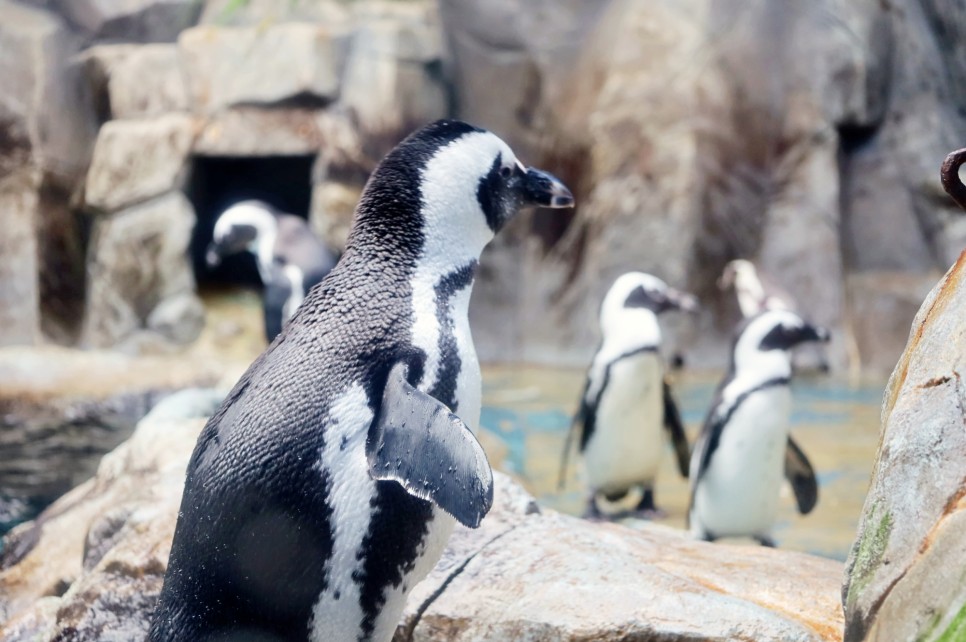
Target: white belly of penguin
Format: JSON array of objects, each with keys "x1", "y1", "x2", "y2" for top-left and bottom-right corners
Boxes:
[
  {"x1": 309, "y1": 283, "x2": 482, "y2": 641},
  {"x1": 692, "y1": 386, "x2": 791, "y2": 538},
  {"x1": 583, "y1": 353, "x2": 664, "y2": 494}
]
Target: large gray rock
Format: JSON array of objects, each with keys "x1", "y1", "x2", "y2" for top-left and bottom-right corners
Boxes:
[
  {"x1": 193, "y1": 107, "x2": 328, "y2": 156},
  {"x1": 83, "y1": 114, "x2": 195, "y2": 212},
  {"x1": 178, "y1": 23, "x2": 346, "y2": 115},
  {"x1": 0, "y1": 347, "x2": 222, "y2": 531},
  {"x1": 0, "y1": 170, "x2": 41, "y2": 347},
  {"x1": 1, "y1": 415, "x2": 844, "y2": 641},
  {"x1": 80, "y1": 192, "x2": 202, "y2": 350},
  {"x1": 53, "y1": 0, "x2": 203, "y2": 43},
  {"x1": 0, "y1": 1, "x2": 96, "y2": 189},
  {"x1": 842, "y1": 252, "x2": 966, "y2": 641},
  {"x1": 83, "y1": 44, "x2": 189, "y2": 119}
]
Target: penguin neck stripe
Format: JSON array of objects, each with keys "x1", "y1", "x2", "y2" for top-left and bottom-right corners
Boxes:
[{"x1": 579, "y1": 344, "x2": 659, "y2": 451}]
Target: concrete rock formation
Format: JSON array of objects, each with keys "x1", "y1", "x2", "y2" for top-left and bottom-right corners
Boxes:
[
  {"x1": 0, "y1": 401, "x2": 844, "y2": 641},
  {"x1": 842, "y1": 251, "x2": 966, "y2": 642}
]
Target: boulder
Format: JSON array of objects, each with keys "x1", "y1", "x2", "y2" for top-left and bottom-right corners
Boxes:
[
  {"x1": 198, "y1": 0, "x2": 349, "y2": 26},
  {"x1": 193, "y1": 107, "x2": 327, "y2": 156},
  {"x1": 83, "y1": 114, "x2": 196, "y2": 212},
  {"x1": 1, "y1": 404, "x2": 844, "y2": 640},
  {"x1": 0, "y1": 170, "x2": 41, "y2": 347},
  {"x1": 0, "y1": 347, "x2": 223, "y2": 537},
  {"x1": 53, "y1": 0, "x2": 202, "y2": 43},
  {"x1": 0, "y1": 388, "x2": 225, "y2": 637},
  {"x1": 83, "y1": 44, "x2": 189, "y2": 120},
  {"x1": 178, "y1": 23, "x2": 347, "y2": 115},
  {"x1": 80, "y1": 192, "x2": 202, "y2": 350},
  {"x1": 338, "y1": 4, "x2": 447, "y2": 158},
  {"x1": 0, "y1": 1, "x2": 96, "y2": 189},
  {"x1": 842, "y1": 251, "x2": 966, "y2": 641}
]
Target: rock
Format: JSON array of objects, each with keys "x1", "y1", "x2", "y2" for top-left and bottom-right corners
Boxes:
[
  {"x1": 53, "y1": 0, "x2": 202, "y2": 43},
  {"x1": 178, "y1": 23, "x2": 347, "y2": 115},
  {"x1": 1, "y1": 408, "x2": 844, "y2": 642},
  {"x1": 0, "y1": 0, "x2": 97, "y2": 188},
  {"x1": 309, "y1": 179, "x2": 362, "y2": 251},
  {"x1": 83, "y1": 114, "x2": 195, "y2": 212},
  {"x1": 0, "y1": 170, "x2": 41, "y2": 347},
  {"x1": 0, "y1": 388, "x2": 224, "y2": 636},
  {"x1": 842, "y1": 251, "x2": 966, "y2": 641},
  {"x1": 339, "y1": 5, "x2": 447, "y2": 158},
  {"x1": 83, "y1": 44, "x2": 189, "y2": 119},
  {"x1": 193, "y1": 107, "x2": 327, "y2": 155},
  {"x1": 198, "y1": 0, "x2": 349, "y2": 27},
  {"x1": 80, "y1": 192, "x2": 202, "y2": 349},
  {"x1": 0, "y1": 347, "x2": 222, "y2": 534},
  {"x1": 846, "y1": 271, "x2": 943, "y2": 376}
]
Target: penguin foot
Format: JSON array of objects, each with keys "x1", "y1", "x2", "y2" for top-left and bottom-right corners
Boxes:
[
  {"x1": 754, "y1": 535, "x2": 776, "y2": 548},
  {"x1": 582, "y1": 495, "x2": 608, "y2": 522},
  {"x1": 629, "y1": 507, "x2": 667, "y2": 520}
]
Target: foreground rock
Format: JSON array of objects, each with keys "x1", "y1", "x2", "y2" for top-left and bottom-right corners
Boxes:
[
  {"x1": 0, "y1": 346, "x2": 222, "y2": 531},
  {"x1": 842, "y1": 251, "x2": 966, "y2": 642},
  {"x1": 1, "y1": 396, "x2": 843, "y2": 641}
]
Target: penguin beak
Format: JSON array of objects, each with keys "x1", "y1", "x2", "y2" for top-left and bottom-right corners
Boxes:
[
  {"x1": 520, "y1": 168, "x2": 574, "y2": 209},
  {"x1": 666, "y1": 289, "x2": 700, "y2": 314},
  {"x1": 206, "y1": 243, "x2": 222, "y2": 269},
  {"x1": 801, "y1": 324, "x2": 831, "y2": 343}
]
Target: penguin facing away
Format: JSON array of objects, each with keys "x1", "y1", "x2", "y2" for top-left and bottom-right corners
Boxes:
[
  {"x1": 150, "y1": 120, "x2": 574, "y2": 642},
  {"x1": 562, "y1": 272, "x2": 698, "y2": 519},
  {"x1": 205, "y1": 200, "x2": 338, "y2": 341},
  {"x1": 688, "y1": 309, "x2": 829, "y2": 547},
  {"x1": 717, "y1": 259, "x2": 794, "y2": 318}
]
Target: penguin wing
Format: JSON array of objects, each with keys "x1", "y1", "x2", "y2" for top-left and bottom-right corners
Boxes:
[
  {"x1": 557, "y1": 374, "x2": 595, "y2": 490},
  {"x1": 784, "y1": 435, "x2": 818, "y2": 514},
  {"x1": 367, "y1": 362, "x2": 494, "y2": 529},
  {"x1": 662, "y1": 379, "x2": 690, "y2": 478}
]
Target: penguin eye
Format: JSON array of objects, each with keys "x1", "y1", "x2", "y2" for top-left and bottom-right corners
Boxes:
[{"x1": 500, "y1": 166, "x2": 512, "y2": 179}]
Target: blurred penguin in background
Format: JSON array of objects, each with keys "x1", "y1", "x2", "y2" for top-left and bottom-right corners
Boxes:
[
  {"x1": 561, "y1": 272, "x2": 698, "y2": 519},
  {"x1": 206, "y1": 200, "x2": 338, "y2": 342},
  {"x1": 718, "y1": 259, "x2": 829, "y2": 372},
  {"x1": 688, "y1": 309, "x2": 829, "y2": 546}
]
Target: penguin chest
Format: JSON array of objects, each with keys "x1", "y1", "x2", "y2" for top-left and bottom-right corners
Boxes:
[
  {"x1": 695, "y1": 386, "x2": 791, "y2": 537},
  {"x1": 583, "y1": 353, "x2": 664, "y2": 492},
  {"x1": 309, "y1": 383, "x2": 458, "y2": 642}
]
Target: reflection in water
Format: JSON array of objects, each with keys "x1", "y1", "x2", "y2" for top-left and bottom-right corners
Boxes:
[{"x1": 478, "y1": 364, "x2": 884, "y2": 561}]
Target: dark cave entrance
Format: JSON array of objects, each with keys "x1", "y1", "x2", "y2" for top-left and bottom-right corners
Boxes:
[{"x1": 187, "y1": 154, "x2": 315, "y2": 288}]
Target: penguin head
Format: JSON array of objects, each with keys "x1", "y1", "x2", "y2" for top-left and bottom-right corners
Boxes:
[
  {"x1": 733, "y1": 309, "x2": 830, "y2": 374},
  {"x1": 347, "y1": 120, "x2": 573, "y2": 267},
  {"x1": 206, "y1": 201, "x2": 278, "y2": 269},
  {"x1": 717, "y1": 259, "x2": 758, "y2": 291},
  {"x1": 599, "y1": 272, "x2": 699, "y2": 344}
]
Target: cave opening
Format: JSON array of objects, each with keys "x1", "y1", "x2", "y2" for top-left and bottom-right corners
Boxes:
[{"x1": 186, "y1": 154, "x2": 315, "y2": 288}]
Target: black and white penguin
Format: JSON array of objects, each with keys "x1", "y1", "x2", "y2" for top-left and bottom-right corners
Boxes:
[
  {"x1": 205, "y1": 200, "x2": 338, "y2": 341},
  {"x1": 562, "y1": 272, "x2": 698, "y2": 519},
  {"x1": 149, "y1": 120, "x2": 573, "y2": 641},
  {"x1": 688, "y1": 309, "x2": 829, "y2": 546}
]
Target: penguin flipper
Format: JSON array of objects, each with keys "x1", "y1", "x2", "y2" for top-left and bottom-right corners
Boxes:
[
  {"x1": 367, "y1": 362, "x2": 494, "y2": 529},
  {"x1": 784, "y1": 435, "x2": 818, "y2": 514},
  {"x1": 662, "y1": 379, "x2": 690, "y2": 478}
]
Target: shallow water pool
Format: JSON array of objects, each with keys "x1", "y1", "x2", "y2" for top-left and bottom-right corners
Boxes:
[{"x1": 478, "y1": 364, "x2": 885, "y2": 562}]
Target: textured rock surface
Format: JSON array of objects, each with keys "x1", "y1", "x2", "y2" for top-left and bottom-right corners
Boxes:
[
  {"x1": 1, "y1": 405, "x2": 844, "y2": 641},
  {"x1": 80, "y1": 192, "x2": 202, "y2": 349},
  {"x1": 0, "y1": 347, "x2": 222, "y2": 534},
  {"x1": 84, "y1": 114, "x2": 195, "y2": 212},
  {"x1": 0, "y1": 389, "x2": 224, "y2": 639},
  {"x1": 0, "y1": 171, "x2": 41, "y2": 347},
  {"x1": 842, "y1": 251, "x2": 966, "y2": 642},
  {"x1": 84, "y1": 44, "x2": 189, "y2": 119},
  {"x1": 54, "y1": 0, "x2": 202, "y2": 43},
  {"x1": 178, "y1": 23, "x2": 346, "y2": 114}
]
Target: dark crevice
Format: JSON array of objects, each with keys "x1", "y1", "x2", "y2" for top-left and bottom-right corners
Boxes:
[
  {"x1": 399, "y1": 524, "x2": 521, "y2": 641},
  {"x1": 186, "y1": 154, "x2": 315, "y2": 288}
]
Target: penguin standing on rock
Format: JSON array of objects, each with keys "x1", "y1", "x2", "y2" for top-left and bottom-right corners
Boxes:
[
  {"x1": 561, "y1": 272, "x2": 698, "y2": 519},
  {"x1": 205, "y1": 200, "x2": 338, "y2": 341},
  {"x1": 688, "y1": 309, "x2": 829, "y2": 547},
  {"x1": 149, "y1": 120, "x2": 573, "y2": 642}
]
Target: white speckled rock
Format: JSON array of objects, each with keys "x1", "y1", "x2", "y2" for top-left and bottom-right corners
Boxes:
[{"x1": 843, "y1": 251, "x2": 966, "y2": 642}]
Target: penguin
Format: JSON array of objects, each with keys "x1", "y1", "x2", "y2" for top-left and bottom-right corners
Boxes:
[
  {"x1": 561, "y1": 272, "x2": 698, "y2": 519},
  {"x1": 205, "y1": 200, "x2": 338, "y2": 341},
  {"x1": 688, "y1": 309, "x2": 829, "y2": 547},
  {"x1": 149, "y1": 120, "x2": 574, "y2": 642},
  {"x1": 717, "y1": 259, "x2": 794, "y2": 318}
]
